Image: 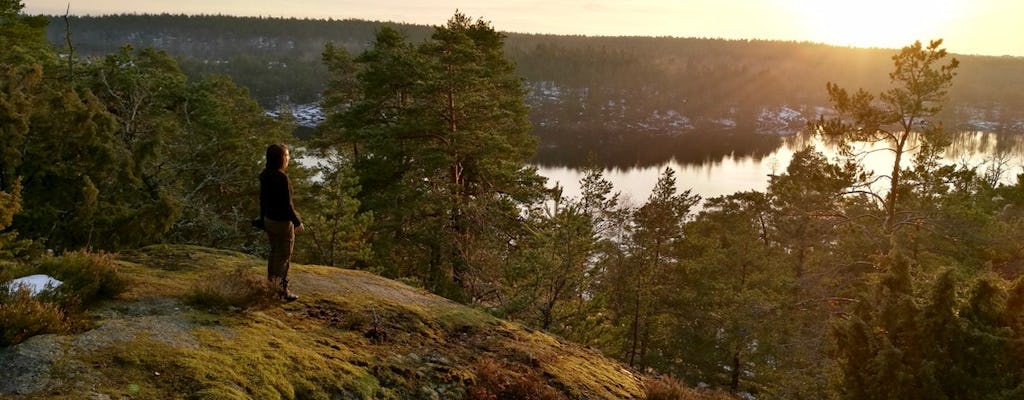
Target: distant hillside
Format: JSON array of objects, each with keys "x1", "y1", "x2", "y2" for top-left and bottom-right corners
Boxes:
[
  {"x1": 39, "y1": 14, "x2": 1024, "y2": 166},
  {"x1": 0, "y1": 245, "x2": 730, "y2": 399}
]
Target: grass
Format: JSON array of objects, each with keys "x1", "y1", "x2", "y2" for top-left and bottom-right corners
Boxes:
[
  {"x1": 0, "y1": 287, "x2": 67, "y2": 346},
  {"x1": 644, "y1": 375, "x2": 737, "y2": 400},
  {"x1": 468, "y1": 357, "x2": 567, "y2": 400},
  {"x1": 185, "y1": 267, "x2": 280, "y2": 311},
  {"x1": 35, "y1": 250, "x2": 130, "y2": 308},
  {"x1": 2, "y1": 245, "x2": 721, "y2": 399}
]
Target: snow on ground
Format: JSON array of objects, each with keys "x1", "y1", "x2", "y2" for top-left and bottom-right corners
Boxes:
[
  {"x1": 291, "y1": 103, "x2": 325, "y2": 127},
  {"x1": 6, "y1": 275, "x2": 63, "y2": 296},
  {"x1": 757, "y1": 105, "x2": 807, "y2": 135},
  {"x1": 265, "y1": 103, "x2": 325, "y2": 127},
  {"x1": 266, "y1": 100, "x2": 1023, "y2": 136}
]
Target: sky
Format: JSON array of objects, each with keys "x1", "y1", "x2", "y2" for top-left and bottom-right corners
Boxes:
[{"x1": 20, "y1": 0, "x2": 1024, "y2": 57}]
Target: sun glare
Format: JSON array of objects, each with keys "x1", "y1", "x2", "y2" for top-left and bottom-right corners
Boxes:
[{"x1": 791, "y1": 0, "x2": 963, "y2": 49}]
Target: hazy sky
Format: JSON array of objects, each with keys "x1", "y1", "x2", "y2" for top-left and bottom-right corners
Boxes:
[{"x1": 21, "y1": 0, "x2": 1024, "y2": 57}]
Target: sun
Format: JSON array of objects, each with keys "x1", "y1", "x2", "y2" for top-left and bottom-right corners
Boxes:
[{"x1": 792, "y1": 0, "x2": 963, "y2": 49}]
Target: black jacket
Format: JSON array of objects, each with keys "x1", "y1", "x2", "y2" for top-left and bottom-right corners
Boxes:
[{"x1": 259, "y1": 169, "x2": 301, "y2": 227}]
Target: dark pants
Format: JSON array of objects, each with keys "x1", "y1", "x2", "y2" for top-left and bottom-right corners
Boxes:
[{"x1": 265, "y1": 218, "x2": 294, "y2": 292}]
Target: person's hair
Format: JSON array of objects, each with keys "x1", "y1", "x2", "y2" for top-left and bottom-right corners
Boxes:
[{"x1": 265, "y1": 143, "x2": 288, "y2": 171}]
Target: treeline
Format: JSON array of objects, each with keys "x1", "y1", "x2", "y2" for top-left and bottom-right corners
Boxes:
[
  {"x1": 45, "y1": 14, "x2": 433, "y2": 105},
  {"x1": 44, "y1": 14, "x2": 1024, "y2": 139},
  {"x1": 9, "y1": 6, "x2": 1024, "y2": 398}
]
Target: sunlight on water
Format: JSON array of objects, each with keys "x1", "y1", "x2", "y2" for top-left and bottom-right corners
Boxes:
[{"x1": 538, "y1": 131, "x2": 1024, "y2": 205}]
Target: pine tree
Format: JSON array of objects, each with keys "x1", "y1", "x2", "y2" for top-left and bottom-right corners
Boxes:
[
  {"x1": 15, "y1": 83, "x2": 130, "y2": 249},
  {"x1": 297, "y1": 164, "x2": 372, "y2": 267},
  {"x1": 813, "y1": 40, "x2": 959, "y2": 242},
  {"x1": 0, "y1": 178, "x2": 31, "y2": 258},
  {"x1": 833, "y1": 257, "x2": 1024, "y2": 399},
  {"x1": 616, "y1": 167, "x2": 698, "y2": 367},
  {"x1": 0, "y1": 0, "x2": 50, "y2": 193},
  {"x1": 0, "y1": 1, "x2": 53, "y2": 68},
  {"x1": 322, "y1": 13, "x2": 545, "y2": 298},
  {"x1": 502, "y1": 183, "x2": 604, "y2": 337},
  {"x1": 166, "y1": 74, "x2": 295, "y2": 249}
]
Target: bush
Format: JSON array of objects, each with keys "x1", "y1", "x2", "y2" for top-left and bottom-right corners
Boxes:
[
  {"x1": 645, "y1": 375, "x2": 690, "y2": 400},
  {"x1": 0, "y1": 287, "x2": 68, "y2": 347},
  {"x1": 186, "y1": 267, "x2": 279, "y2": 310},
  {"x1": 644, "y1": 375, "x2": 736, "y2": 400},
  {"x1": 0, "y1": 250, "x2": 126, "y2": 347},
  {"x1": 35, "y1": 250, "x2": 129, "y2": 307},
  {"x1": 468, "y1": 358, "x2": 566, "y2": 400}
]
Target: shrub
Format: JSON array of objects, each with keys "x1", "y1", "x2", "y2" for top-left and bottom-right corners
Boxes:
[
  {"x1": 35, "y1": 250, "x2": 129, "y2": 307},
  {"x1": 0, "y1": 287, "x2": 68, "y2": 347},
  {"x1": 0, "y1": 260, "x2": 27, "y2": 284},
  {"x1": 644, "y1": 375, "x2": 736, "y2": 400},
  {"x1": 0, "y1": 250, "x2": 126, "y2": 347},
  {"x1": 186, "y1": 267, "x2": 279, "y2": 311},
  {"x1": 645, "y1": 375, "x2": 690, "y2": 400},
  {"x1": 468, "y1": 357, "x2": 566, "y2": 400}
]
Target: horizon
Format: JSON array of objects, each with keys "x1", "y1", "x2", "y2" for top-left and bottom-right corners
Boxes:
[{"x1": 20, "y1": 0, "x2": 1024, "y2": 58}]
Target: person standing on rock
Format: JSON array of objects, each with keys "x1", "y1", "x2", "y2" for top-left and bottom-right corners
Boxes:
[{"x1": 259, "y1": 143, "x2": 303, "y2": 302}]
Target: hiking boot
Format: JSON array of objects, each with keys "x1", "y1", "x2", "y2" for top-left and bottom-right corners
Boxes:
[{"x1": 282, "y1": 291, "x2": 299, "y2": 302}]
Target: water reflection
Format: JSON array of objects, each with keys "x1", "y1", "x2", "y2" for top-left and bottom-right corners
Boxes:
[
  {"x1": 947, "y1": 131, "x2": 1024, "y2": 160},
  {"x1": 532, "y1": 129, "x2": 782, "y2": 170},
  {"x1": 536, "y1": 131, "x2": 1024, "y2": 203}
]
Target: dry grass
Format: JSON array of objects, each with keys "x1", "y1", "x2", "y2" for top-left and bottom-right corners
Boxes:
[
  {"x1": 185, "y1": 266, "x2": 280, "y2": 311},
  {"x1": 468, "y1": 357, "x2": 567, "y2": 400},
  {"x1": 1, "y1": 250, "x2": 130, "y2": 346},
  {"x1": 0, "y1": 287, "x2": 68, "y2": 346},
  {"x1": 35, "y1": 250, "x2": 129, "y2": 308},
  {"x1": 644, "y1": 375, "x2": 737, "y2": 400}
]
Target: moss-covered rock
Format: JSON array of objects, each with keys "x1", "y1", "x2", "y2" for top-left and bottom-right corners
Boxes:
[{"x1": 0, "y1": 245, "x2": 648, "y2": 399}]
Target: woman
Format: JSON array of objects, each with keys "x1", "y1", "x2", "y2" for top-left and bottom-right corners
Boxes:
[{"x1": 259, "y1": 143, "x2": 304, "y2": 301}]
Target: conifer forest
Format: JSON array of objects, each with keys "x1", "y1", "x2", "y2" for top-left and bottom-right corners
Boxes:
[{"x1": 5, "y1": 4, "x2": 1024, "y2": 399}]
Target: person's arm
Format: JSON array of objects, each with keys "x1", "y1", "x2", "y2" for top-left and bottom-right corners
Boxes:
[
  {"x1": 284, "y1": 174, "x2": 303, "y2": 231},
  {"x1": 258, "y1": 173, "x2": 267, "y2": 221}
]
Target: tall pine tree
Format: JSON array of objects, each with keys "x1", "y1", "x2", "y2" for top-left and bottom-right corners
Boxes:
[{"x1": 323, "y1": 13, "x2": 544, "y2": 298}]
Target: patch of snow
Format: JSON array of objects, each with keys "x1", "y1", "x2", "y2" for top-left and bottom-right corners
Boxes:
[
  {"x1": 777, "y1": 106, "x2": 802, "y2": 121},
  {"x1": 291, "y1": 103, "x2": 325, "y2": 127},
  {"x1": 640, "y1": 109, "x2": 695, "y2": 133},
  {"x1": 758, "y1": 106, "x2": 803, "y2": 124},
  {"x1": 6, "y1": 275, "x2": 63, "y2": 296},
  {"x1": 664, "y1": 110, "x2": 694, "y2": 129},
  {"x1": 714, "y1": 118, "x2": 737, "y2": 128},
  {"x1": 757, "y1": 105, "x2": 808, "y2": 135},
  {"x1": 967, "y1": 119, "x2": 1001, "y2": 131},
  {"x1": 812, "y1": 106, "x2": 832, "y2": 117},
  {"x1": 531, "y1": 81, "x2": 563, "y2": 100},
  {"x1": 266, "y1": 103, "x2": 325, "y2": 127}
]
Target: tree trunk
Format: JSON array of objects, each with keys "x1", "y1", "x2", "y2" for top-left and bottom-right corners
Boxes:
[
  {"x1": 629, "y1": 277, "x2": 641, "y2": 366},
  {"x1": 886, "y1": 134, "x2": 907, "y2": 236},
  {"x1": 730, "y1": 350, "x2": 741, "y2": 393}
]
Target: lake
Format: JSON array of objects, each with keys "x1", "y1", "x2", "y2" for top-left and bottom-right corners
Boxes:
[{"x1": 536, "y1": 131, "x2": 1024, "y2": 205}]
